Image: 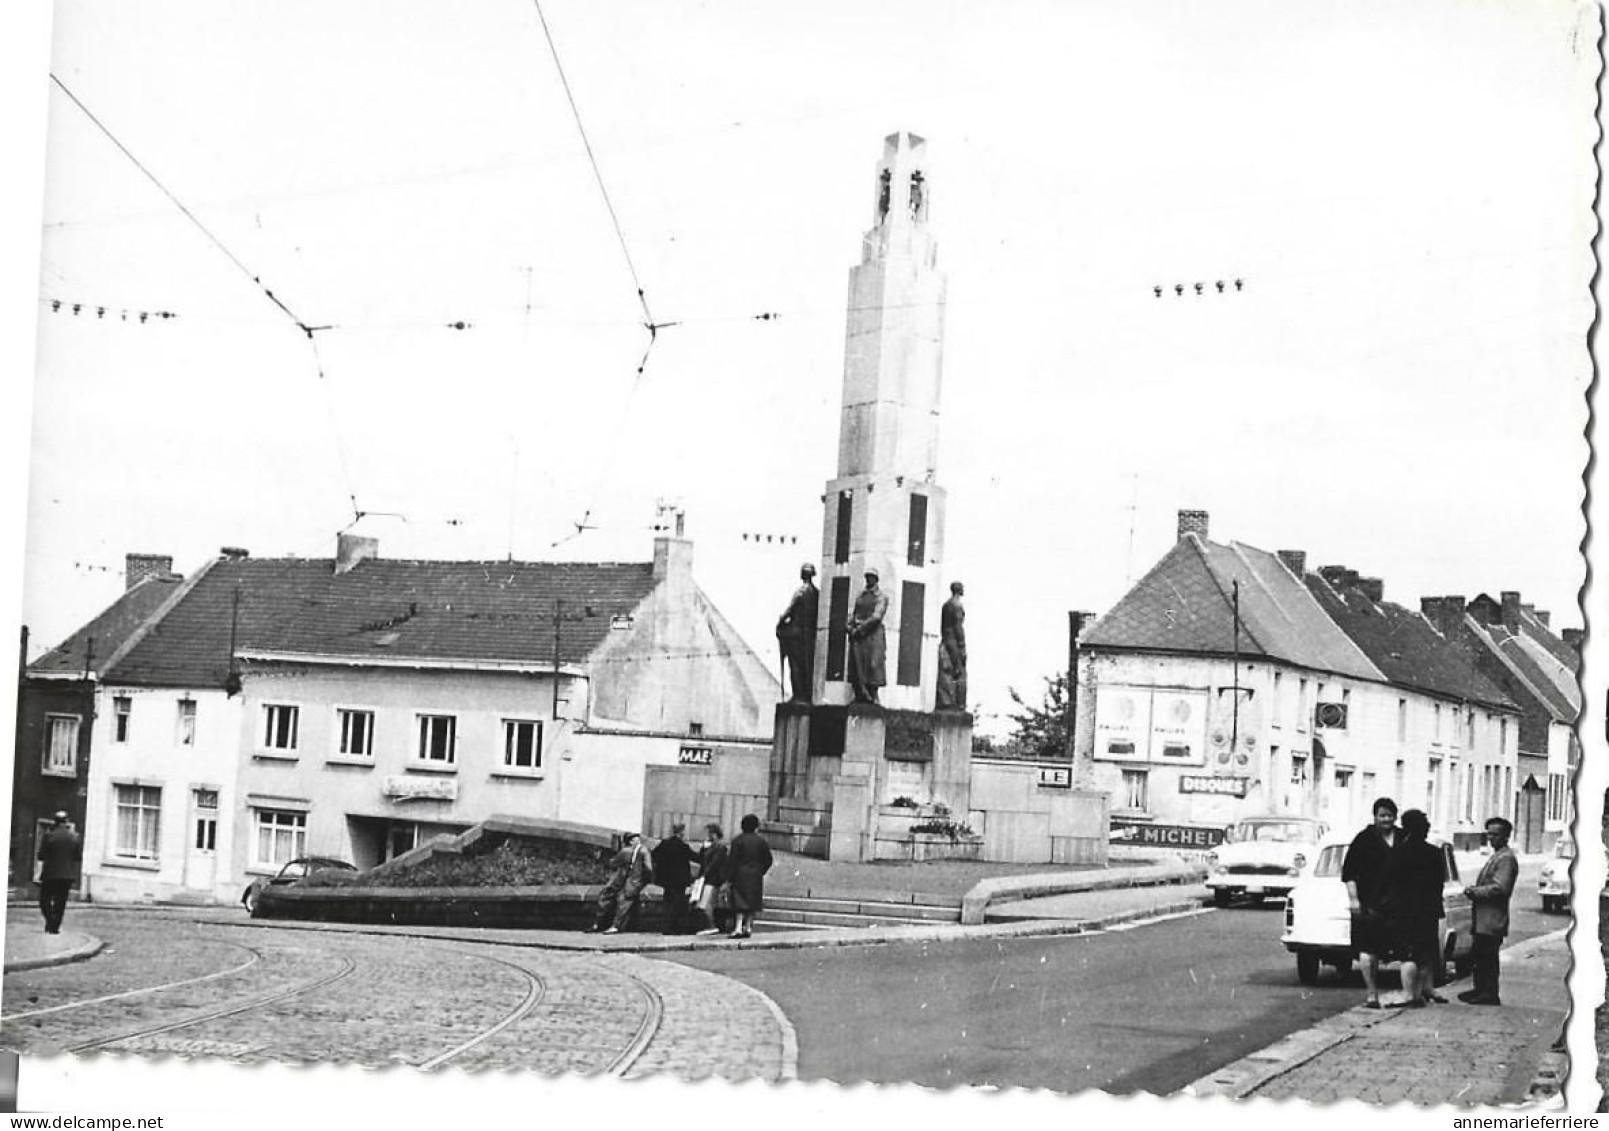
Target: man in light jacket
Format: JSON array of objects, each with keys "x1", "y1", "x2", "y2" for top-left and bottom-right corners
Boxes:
[{"x1": 1459, "y1": 816, "x2": 1519, "y2": 1006}]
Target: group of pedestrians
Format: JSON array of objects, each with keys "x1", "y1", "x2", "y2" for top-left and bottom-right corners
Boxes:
[
  {"x1": 587, "y1": 814, "x2": 773, "y2": 939},
  {"x1": 1341, "y1": 796, "x2": 1518, "y2": 1009}
]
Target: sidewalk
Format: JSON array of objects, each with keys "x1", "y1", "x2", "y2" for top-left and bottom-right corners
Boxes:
[
  {"x1": 3, "y1": 919, "x2": 104, "y2": 973},
  {"x1": 1187, "y1": 928, "x2": 1570, "y2": 1106}
]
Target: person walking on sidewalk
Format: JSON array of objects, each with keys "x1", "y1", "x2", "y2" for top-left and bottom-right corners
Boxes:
[
  {"x1": 1459, "y1": 816, "x2": 1518, "y2": 1006},
  {"x1": 590, "y1": 832, "x2": 653, "y2": 935},
  {"x1": 1341, "y1": 797, "x2": 1399, "y2": 1009},
  {"x1": 37, "y1": 812, "x2": 82, "y2": 936},
  {"x1": 693, "y1": 823, "x2": 732, "y2": 937},
  {"x1": 651, "y1": 823, "x2": 698, "y2": 935},
  {"x1": 725, "y1": 814, "x2": 773, "y2": 939},
  {"x1": 1379, "y1": 809, "x2": 1445, "y2": 1008}
]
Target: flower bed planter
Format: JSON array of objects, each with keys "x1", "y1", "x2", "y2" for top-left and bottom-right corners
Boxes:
[{"x1": 911, "y1": 832, "x2": 982, "y2": 863}]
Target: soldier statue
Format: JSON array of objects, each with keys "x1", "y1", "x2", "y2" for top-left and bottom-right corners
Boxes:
[
  {"x1": 936, "y1": 581, "x2": 968, "y2": 710},
  {"x1": 846, "y1": 569, "x2": 889, "y2": 704},
  {"x1": 775, "y1": 563, "x2": 819, "y2": 703}
]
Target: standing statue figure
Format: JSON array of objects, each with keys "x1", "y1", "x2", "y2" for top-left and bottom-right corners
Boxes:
[
  {"x1": 936, "y1": 581, "x2": 967, "y2": 711},
  {"x1": 775, "y1": 563, "x2": 819, "y2": 704},
  {"x1": 846, "y1": 569, "x2": 889, "y2": 704}
]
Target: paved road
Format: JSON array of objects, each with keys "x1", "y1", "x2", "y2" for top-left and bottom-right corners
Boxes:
[
  {"x1": 1, "y1": 909, "x2": 792, "y2": 1080},
  {"x1": 669, "y1": 892, "x2": 1563, "y2": 1094}
]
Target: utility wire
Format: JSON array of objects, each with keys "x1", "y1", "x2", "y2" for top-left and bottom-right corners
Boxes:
[{"x1": 50, "y1": 73, "x2": 364, "y2": 523}]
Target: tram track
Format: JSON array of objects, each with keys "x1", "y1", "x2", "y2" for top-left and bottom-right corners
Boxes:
[
  {"x1": 66, "y1": 955, "x2": 358, "y2": 1054},
  {"x1": 413, "y1": 950, "x2": 549, "y2": 1071},
  {"x1": 601, "y1": 963, "x2": 665, "y2": 1077},
  {"x1": 4, "y1": 939, "x2": 263, "y2": 1023}
]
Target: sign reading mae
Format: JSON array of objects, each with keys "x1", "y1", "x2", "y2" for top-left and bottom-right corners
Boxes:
[
  {"x1": 382, "y1": 775, "x2": 457, "y2": 802},
  {"x1": 1110, "y1": 819, "x2": 1224, "y2": 850},
  {"x1": 678, "y1": 745, "x2": 714, "y2": 767},
  {"x1": 1179, "y1": 774, "x2": 1250, "y2": 798}
]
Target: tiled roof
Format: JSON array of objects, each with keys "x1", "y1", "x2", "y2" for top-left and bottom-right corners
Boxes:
[
  {"x1": 105, "y1": 556, "x2": 661, "y2": 688},
  {"x1": 1465, "y1": 620, "x2": 1579, "y2": 723},
  {"x1": 1304, "y1": 577, "x2": 1516, "y2": 711},
  {"x1": 1082, "y1": 536, "x2": 1381, "y2": 681},
  {"x1": 28, "y1": 575, "x2": 184, "y2": 677}
]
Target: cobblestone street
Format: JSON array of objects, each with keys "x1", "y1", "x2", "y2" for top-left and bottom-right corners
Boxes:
[{"x1": 2, "y1": 909, "x2": 795, "y2": 1081}]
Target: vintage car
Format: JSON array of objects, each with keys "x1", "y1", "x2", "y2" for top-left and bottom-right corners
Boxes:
[
  {"x1": 241, "y1": 856, "x2": 358, "y2": 915},
  {"x1": 1538, "y1": 833, "x2": 1573, "y2": 914},
  {"x1": 1204, "y1": 816, "x2": 1327, "y2": 906},
  {"x1": 1281, "y1": 832, "x2": 1474, "y2": 985}
]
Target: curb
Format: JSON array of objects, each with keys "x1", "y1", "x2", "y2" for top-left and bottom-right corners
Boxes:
[
  {"x1": 960, "y1": 859, "x2": 1208, "y2": 925},
  {"x1": 1184, "y1": 927, "x2": 1571, "y2": 1102},
  {"x1": 4, "y1": 934, "x2": 106, "y2": 973},
  {"x1": 195, "y1": 896, "x2": 1212, "y2": 955}
]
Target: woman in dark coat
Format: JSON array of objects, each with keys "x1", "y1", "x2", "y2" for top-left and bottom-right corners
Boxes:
[
  {"x1": 724, "y1": 813, "x2": 773, "y2": 939},
  {"x1": 693, "y1": 823, "x2": 731, "y2": 937},
  {"x1": 1378, "y1": 808, "x2": 1446, "y2": 1007}
]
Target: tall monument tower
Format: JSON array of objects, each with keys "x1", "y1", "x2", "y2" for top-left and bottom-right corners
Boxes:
[{"x1": 816, "y1": 132, "x2": 949, "y2": 712}]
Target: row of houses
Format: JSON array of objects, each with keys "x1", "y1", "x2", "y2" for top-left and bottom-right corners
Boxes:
[
  {"x1": 1075, "y1": 511, "x2": 1580, "y2": 851},
  {"x1": 11, "y1": 525, "x2": 779, "y2": 904}
]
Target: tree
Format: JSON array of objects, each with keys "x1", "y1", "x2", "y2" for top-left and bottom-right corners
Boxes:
[{"x1": 1005, "y1": 670, "x2": 1071, "y2": 761}]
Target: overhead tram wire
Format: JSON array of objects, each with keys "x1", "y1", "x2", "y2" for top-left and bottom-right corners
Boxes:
[
  {"x1": 530, "y1": 0, "x2": 682, "y2": 544},
  {"x1": 50, "y1": 73, "x2": 364, "y2": 523}
]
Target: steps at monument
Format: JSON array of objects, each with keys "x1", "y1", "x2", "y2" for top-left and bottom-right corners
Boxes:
[{"x1": 764, "y1": 894, "x2": 962, "y2": 928}]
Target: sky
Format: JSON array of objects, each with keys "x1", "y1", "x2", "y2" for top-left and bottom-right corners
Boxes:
[{"x1": 12, "y1": 0, "x2": 1598, "y2": 741}]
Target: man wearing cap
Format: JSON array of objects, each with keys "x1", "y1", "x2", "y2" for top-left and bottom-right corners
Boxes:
[
  {"x1": 37, "y1": 811, "x2": 82, "y2": 935},
  {"x1": 846, "y1": 570, "x2": 889, "y2": 704},
  {"x1": 776, "y1": 563, "x2": 819, "y2": 704}
]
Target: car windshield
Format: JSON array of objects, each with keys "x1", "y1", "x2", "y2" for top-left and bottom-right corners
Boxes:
[
  {"x1": 1317, "y1": 842, "x2": 1452, "y2": 881},
  {"x1": 1313, "y1": 845, "x2": 1349, "y2": 877},
  {"x1": 1230, "y1": 820, "x2": 1318, "y2": 844}
]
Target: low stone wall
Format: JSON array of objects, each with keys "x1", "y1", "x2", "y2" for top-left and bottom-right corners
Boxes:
[{"x1": 255, "y1": 883, "x2": 666, "y2": 931}]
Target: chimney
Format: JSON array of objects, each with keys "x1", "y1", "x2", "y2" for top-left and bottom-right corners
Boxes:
[
  {"x1": 1527, "y1": 605, "x2": 1548, "y2": 627},
  {"x1": 1421, "y1": 595, "x2": 1466, "y2": 638},
  {"x1": 219, "y1": 546, "x2": 250, "y2": 561},
  {"x1": 1500, "y1": 590, "x2": 1522, "y2": 630},
  {"x1": 653, "y1": 529, "x2": 694, "y2": 586},
  {"x1": 1176, "y1": 509, "x2": 1209, "y2": 543},
  {"x1": 1276, "y1": 550, "x2": 1307, "y2": 577},
  {"x1": 1358, "y1": 577, "x2": 1384, "y2": 604},
  {"x1": 334, "y1": 533, "x2": 379, "y2": 576},
  {"x1": 1562, "y1": 627, "x2": 1584, "y2": 652},
  {"x1": 1318, "y1": 565, "x2": 1354, "y2": 589},
  {"x1": 125, "y1": 553, "x2": 174, "y2": 590}
]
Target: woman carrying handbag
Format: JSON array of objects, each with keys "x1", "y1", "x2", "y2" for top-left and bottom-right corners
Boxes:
[{"x1": 693, "y1": 823, "x2": 732, "y2": 937}]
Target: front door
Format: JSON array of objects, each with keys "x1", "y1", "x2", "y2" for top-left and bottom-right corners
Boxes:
[{"x1": 184, "y1": 788, "x2": 220, "y2": 893}]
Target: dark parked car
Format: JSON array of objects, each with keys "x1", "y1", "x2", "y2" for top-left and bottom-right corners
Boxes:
[{"x1": 241, "y1": 856, "x2": 358, "y2": 914}]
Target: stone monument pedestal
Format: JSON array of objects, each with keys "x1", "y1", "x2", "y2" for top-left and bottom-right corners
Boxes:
[{"x1": 767, "y1": 701, "x2": 973, "y2": 863}]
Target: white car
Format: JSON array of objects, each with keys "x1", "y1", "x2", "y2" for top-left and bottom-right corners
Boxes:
[
  {"x1": 1281, "y1": 832, "x2": 1474, "y2": 986},
  {"x1": 1205, "y1": 816, "x2": 1327, "y2": 907},
  {"x1": 1538, "y1": 833, "x2": 1573, "y2": 914}
]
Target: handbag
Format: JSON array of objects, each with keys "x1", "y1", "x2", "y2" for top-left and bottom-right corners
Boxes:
[{"x1": 689, "y1": 876, "x2": 706, "y2": 904}]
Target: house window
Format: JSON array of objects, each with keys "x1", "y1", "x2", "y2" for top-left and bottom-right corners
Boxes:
[
  {"x1": 113, "y1": 784, "x2": 162, "y2": 861},
  {"x1": 1548, "y1": 773, "x2": 1567, "y2": 822},
  {"x1": 1396, "y1": 699, "x2": 1407, "y2": 743},
  {"x1": 1120, "y1": 769, "x2": 1149, "y2": 812},
  {"x1": 1296, "y1": 679, "x2": 1309, "y2": 731},
  {"x1": 262, "y1": 704, "x2": 300, "y2": 752},
  {"x1": 338, "y1": 709, "x2": 375, "y2": 758},
  {"x1": 193, "y1": 788, "x2": 218, "y2": 852},
  {"x1": 1334, "y1": 767, "x2": 1353, "y2": 791},
  {"x1": 1498, "y1": 718, "x2": 1508, "y2": 755},
  {"x1": 503, "y1": 720, "x2": 543, "y2": 770},
  {"x1": 688, "y1": 722, "x2": 705, "y2": 738},
  {"x1": 1291, "y1": 755, "x2": 1309, "y2": 788},
  {"x1": 42, "y1": 714, "x2": 80, "y2": 777},
  {"x1": 1433, "y1": 703, "x2": 1444, "y2": 743},
  {"x1": 176, "y1": 699, "x2": 197, "y2": 746},
  {"x1": 1427, "y1": 758, "x2": 1442, "y2": 817},
  {"x1": 417, "y1": 714, "x2": 457, "y2": 765},
  {"x1": 253, "y1": 808, "x2": 307, "y2": 868},
  {"x1": 113, "y1": 695, "x2": 132, "y2": 743},
  {"x1": 1271, "y1": 672, "x2": 1283, "y2": 727}
]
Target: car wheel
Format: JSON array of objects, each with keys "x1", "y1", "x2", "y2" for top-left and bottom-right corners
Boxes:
[
  {"x1": 242, "y1": 888, "x2": 258, "y2": 915},
  {"x1": 1213, "y1": 889, "x2": 1233, "y2": 908},
  {"x1": 1296, "y1": 952, "x2": 1321, "y2": 985}
]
